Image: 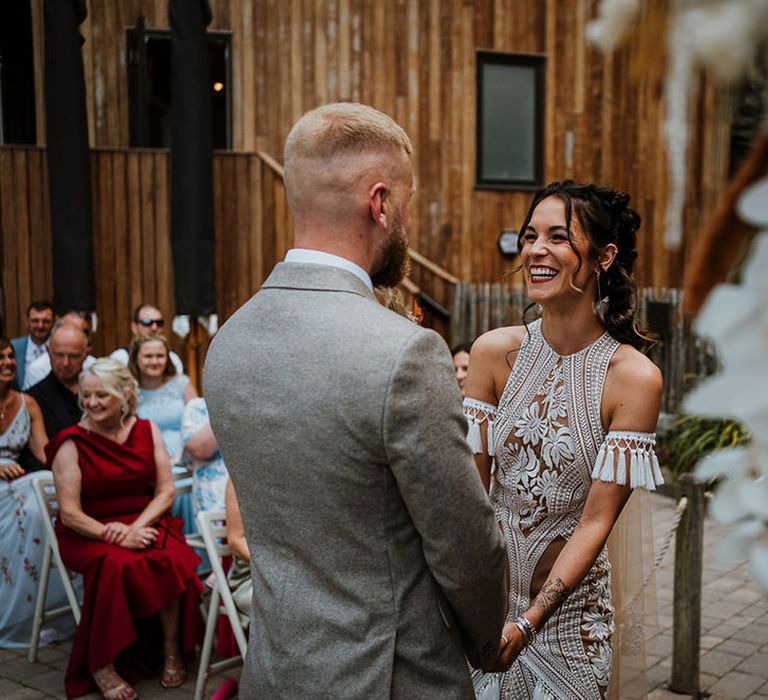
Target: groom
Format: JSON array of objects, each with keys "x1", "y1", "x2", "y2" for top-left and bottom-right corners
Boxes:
[{"x1": 204, "y1": 103, "x2": 508, "y2": 698}]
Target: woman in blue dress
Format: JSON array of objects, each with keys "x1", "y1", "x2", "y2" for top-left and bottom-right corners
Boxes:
[
  {"x1": 0, "y1": 337, "x2": 73, "y2": 647},
  {"x1": 181, "y1": 398, "x2": 229, "y2": 516},
  {"x1": 130, "y1": 334, "x2": 197, "y2": 534},
  {"x1": 129, "y1": 334, "x2": 197, "y2": 462}
]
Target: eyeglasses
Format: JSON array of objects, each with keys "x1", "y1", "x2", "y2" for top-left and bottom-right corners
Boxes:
[{"x1": 137, "y1": 318, "x2": 164, "y2": 328}]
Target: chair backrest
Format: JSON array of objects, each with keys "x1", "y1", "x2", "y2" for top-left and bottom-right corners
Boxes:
[
  {"x1": 196, "y1": 509, "x2": 248, "y2": 657},
  {"x1": 172, "y1": 465, "x2": 194, "y2": 497},
  {"x1": 32, "y1": 474, "x2": 62, "y2": 545}
]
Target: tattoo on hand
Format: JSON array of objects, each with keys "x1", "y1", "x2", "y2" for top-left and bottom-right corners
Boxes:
[{"x1": 533, "y1": 577, "x2": 573, "y2": 619}]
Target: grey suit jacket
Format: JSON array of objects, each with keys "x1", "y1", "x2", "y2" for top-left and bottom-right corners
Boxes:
[{"x1": 204, "y1": 263, "x2": 508, "y2": 699}]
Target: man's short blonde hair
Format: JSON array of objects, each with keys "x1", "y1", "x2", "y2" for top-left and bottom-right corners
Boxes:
[{"x1": 285, "y1": 102, "x2": 412, "y2": 165}]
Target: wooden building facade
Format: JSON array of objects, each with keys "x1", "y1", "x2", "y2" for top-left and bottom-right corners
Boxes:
[{"x1": 1, "y1": 0, "x2": 730, "y2": 354}]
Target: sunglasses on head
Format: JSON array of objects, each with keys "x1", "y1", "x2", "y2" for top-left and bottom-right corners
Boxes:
[{"x1": 137, "y1": 318, "x2": 164, "y2": 327}]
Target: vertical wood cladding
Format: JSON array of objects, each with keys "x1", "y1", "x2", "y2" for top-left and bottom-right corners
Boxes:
[{"x1": 6, "y1": 0, "x2": 729, "y2": 342}]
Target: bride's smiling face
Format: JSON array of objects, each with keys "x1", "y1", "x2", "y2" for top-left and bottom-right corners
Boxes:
[{"x1": 519, "y1": 196, "x2": 595, "y2": 308}]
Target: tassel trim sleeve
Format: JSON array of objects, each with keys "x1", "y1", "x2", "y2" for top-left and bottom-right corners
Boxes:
[
  {"x1": 591, "y1": 430, "x2": 664, "y2": 491},
  {"x1": 462, "y1": 398, "x2": 497, "y2": 456}
]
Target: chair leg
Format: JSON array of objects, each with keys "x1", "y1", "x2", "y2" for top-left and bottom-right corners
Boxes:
[
  {"x1": 29, "y1": 545, "x2": 52, "y2": 662},
  {"x1": 194, "y1": 587, "x2": 221, "y2": 700},
  {"x1": 58, "y1": 566, "x2": 81, "y2": 624}
]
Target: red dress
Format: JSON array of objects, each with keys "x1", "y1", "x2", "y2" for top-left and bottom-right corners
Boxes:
[{"x1": 46, "y1": 419, "x2": 203, "y2": 698}]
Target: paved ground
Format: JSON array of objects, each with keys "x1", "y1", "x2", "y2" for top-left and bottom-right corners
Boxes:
[{"x1": 1, "y1": 491, "x2": 767, "y2": 699}]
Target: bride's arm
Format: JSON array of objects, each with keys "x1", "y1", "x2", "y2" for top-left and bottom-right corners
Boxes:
[{"x1": 463, "y1": 328, "x2": 525, "y2": 491}]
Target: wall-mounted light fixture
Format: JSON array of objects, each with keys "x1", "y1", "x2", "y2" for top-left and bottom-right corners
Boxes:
[{"x1": 497, "y1": 230, "x2": 519, "y2": 257}]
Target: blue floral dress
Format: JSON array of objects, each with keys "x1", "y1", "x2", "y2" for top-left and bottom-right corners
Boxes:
[
  {"x1": 0, "y1": 399, "x2": 79, "y2": 646},
  {"x1": 181, "y1": 398, "x2": 229, "y2": 516}
]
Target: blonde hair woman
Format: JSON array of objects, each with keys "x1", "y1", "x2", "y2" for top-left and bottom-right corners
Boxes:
[{"x1": 49, "y1": 358, "x2": 203, "y2": 699}]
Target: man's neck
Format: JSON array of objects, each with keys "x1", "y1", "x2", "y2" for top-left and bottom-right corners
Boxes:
[{"x1": 55, "y1": 375, "x2": 79, "y2": 395}]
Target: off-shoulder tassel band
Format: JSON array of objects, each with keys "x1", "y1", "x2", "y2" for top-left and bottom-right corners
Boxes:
[
  {"x1": 591, "y1": 431, "x2": 664, "y2": 491},
  {"x1": 463, "y1": 397, "x2": 497, "y2": 456}
]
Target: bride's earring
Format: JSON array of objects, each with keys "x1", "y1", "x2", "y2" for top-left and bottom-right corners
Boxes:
[{"x1": 592, "y1": 270, "x2": 609, "y2": 319}]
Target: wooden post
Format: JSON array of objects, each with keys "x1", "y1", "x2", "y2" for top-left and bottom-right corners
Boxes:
[{"x1": 670, "y1": 474, "x2": 707, "y2": 694}]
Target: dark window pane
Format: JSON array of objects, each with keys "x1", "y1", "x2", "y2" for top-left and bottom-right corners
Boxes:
[
  {"x1": 476, "y1": 53, "x2": 544, "y2": 189},
  {"x1": 127, "y1": 27, "x2": 231, "y2": 149},
  {"x1": 0, "y1": 1, "x2": 36, "y2": 144}
]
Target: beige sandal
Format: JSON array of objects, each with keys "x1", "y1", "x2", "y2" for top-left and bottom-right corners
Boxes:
[
  {"x1": 160, "y1": 642, "x2": 186, "y2": 688},
  {"x1": 93, "y1": 666, "x2": 138, "y2": 700}
]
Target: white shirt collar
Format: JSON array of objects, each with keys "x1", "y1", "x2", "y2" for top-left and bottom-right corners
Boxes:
[{"x1": 284, "y1": 249, "x2": 373, "y2": 292}]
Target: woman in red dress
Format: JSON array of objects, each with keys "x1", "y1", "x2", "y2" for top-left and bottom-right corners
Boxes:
[{"x1": 48, "y1": 358, "x2": 203, "y2": 699}]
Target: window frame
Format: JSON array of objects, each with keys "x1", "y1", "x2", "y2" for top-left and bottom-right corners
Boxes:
[
  {"x1": 126, "y1": 24, "x2": 233, "y2": 150},
  {"x1": 475, "y1": 51, "x2": 546, "y2": 191}
]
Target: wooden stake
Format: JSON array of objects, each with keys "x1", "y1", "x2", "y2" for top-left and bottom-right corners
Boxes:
[{"x1": 670, "y1": 474, "x2": 706, "y2": 695}]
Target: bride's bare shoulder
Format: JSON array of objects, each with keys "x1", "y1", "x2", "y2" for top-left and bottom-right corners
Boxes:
[{"x1": 470, "y1": 325, "x2": 528, "y2": 359}]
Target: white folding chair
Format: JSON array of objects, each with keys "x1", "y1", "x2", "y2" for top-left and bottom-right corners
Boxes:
[
  {"x1": 194, "y1": 509, "x2": 248, "y2": 700},
  {"x1": 28, "y1": 473, "x2": 82, "y2": 662},
  {"x1": 172, "y1": 465, "x2": 204, "y2": 549}
]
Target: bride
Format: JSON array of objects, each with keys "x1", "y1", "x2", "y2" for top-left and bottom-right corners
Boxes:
[{"x1": 464, "y1": 180, "x2": 662, "y2": 699}]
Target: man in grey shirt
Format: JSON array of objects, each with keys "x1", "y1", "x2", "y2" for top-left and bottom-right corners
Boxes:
[{"x1": 205, "y1": 102, "x2": 508, "y2": 699}]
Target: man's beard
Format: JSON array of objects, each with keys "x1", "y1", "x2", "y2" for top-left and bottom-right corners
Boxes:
[{"x1": 371, "y1": 217, "x2": 410, "y2": 288}]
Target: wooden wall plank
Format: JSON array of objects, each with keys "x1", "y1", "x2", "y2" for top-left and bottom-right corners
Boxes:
[
  {"x1": 27, "y1": 150, "x2": 49, "y2": 301},
  {"x1": 112, "y1": 151, "x2": 130, "y2": 351},
  {"x1": 8, "y1": 0, "x2": 731, "y2": 340},
  {"x1": 0, "y1": 150, "x2": 21, "y2": 335},
  {"x1": 13, "y1": 151, "x2": 32, "y2": 315}
]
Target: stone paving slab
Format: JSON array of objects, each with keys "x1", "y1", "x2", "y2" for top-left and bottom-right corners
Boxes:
[{"x1": 1, "y1": 492, "x2": 767, "y2": 699}]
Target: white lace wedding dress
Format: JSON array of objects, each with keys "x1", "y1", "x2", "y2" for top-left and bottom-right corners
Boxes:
[{"x1": 464, "y1": 319, "x2": 662, "y2": 699}]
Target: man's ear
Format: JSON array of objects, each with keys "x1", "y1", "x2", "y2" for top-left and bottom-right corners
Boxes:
[
  {"x1": 598, "y1": 243, "x2": 618, "y2": 272},
  {"x1": 369, "y1": 182, "x2": 388, "y2": 230}
]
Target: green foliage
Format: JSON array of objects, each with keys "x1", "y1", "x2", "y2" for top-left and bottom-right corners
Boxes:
[{"x1": 662, "y1": 415, "x2": 750, "y2": 478}]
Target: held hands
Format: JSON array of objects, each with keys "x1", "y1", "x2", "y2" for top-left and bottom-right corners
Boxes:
[
  {"x1": 488, "y1": 622, "x2": 526, "y2": 672},
  {"x1": 0, "y1": 462, "x2": 25, "y2": 480},
  {"x1": 102, "y1": 521, "x2": 158, "y2": 549}
]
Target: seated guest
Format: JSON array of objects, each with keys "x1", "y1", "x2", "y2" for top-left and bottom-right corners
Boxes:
[
  {"x1": 450, "y1": 342, "x2": 472, "y2": 398},
  {"x1": 0, "y1": 337, "x2": 59, "y2": 648},
  {"x1": 110, "y1": 304, "x2": 184, "y2": 374},
  {"x1": 48, "y1": 359, "x2": 203, "y2": 699},
  {"x1": 224, "y1": 478, "x2": 251, "y2": 627},
  {"x1": 129, "y1": 334, "x2": 196, "y2": 462},
  {"x1": 11, "y1": 300, "x2": 55, "y2": 390},
  {"x1": 27, "y1": 322, "x2": 89, "y2": 439},
  {"x1": 23, "y1": 311, "x2": 97, "y2": 390},
  {"x1": 181, "y1": 397, "x2": 228, "y2": 515}
]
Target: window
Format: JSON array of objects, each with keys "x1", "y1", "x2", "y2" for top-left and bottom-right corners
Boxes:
[
  {"x1": 0, "y1": 1, "x2": 36, "y2": 145},
  {"x1": 476, "y1": 52, "x2": 544, "y2": 189},
  {"x1": 127, "y1": 20, "x2": 231, "y2": 149}
]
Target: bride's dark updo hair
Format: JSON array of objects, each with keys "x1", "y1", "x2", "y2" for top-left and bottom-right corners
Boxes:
[{"x1": 517, "y1": 180, "x2": 652, "y2": 351}]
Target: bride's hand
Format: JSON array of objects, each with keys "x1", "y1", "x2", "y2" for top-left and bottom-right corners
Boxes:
[{"x1": 488, "y1": 622, "x2": 526, "y2": 672}]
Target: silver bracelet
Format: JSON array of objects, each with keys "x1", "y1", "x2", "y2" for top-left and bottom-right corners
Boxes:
[{"x1": 514, "y1": 615, "x2": 536, "y2": 646}]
